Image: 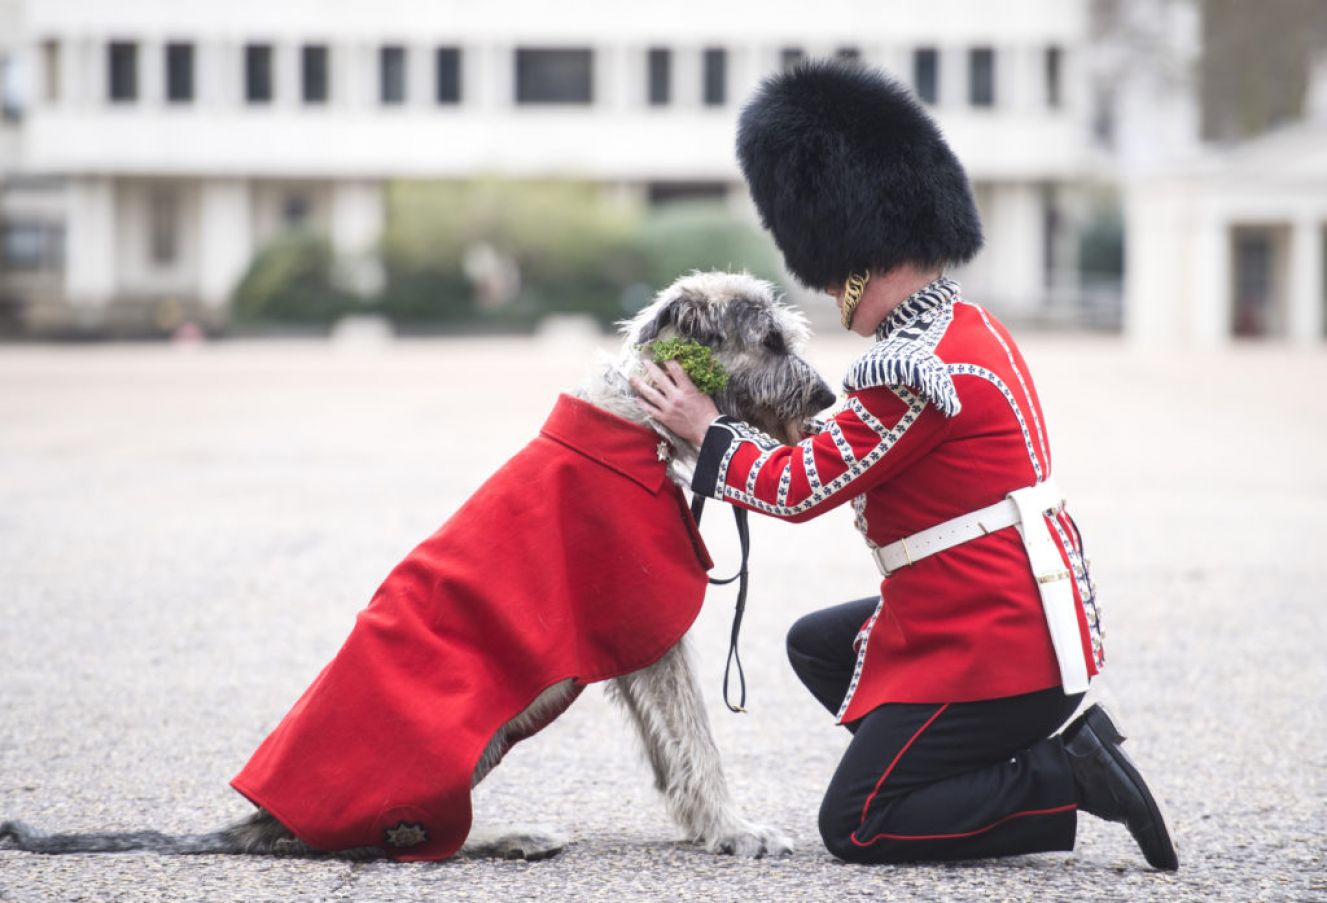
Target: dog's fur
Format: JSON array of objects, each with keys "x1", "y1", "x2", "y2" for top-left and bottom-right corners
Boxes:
[{"x1": 1, "y1": 271, "x2": 835, "y2": 862}]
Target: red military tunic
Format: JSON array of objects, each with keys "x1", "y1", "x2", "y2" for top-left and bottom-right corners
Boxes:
[
  {"x1": 233, "y1": 394, "x2": 713, "y2": 860},
  {"x1": 692, "y1": 277, "x2": 1102, "y2": 723}
]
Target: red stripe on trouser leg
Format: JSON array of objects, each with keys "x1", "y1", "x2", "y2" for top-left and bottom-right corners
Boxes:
[
  {"x1": 851, "y1": 803, "x2": 1078, "y2": 846},
  {"x1": 853, "y1": 703, "x2": 948, "y2": 834}
]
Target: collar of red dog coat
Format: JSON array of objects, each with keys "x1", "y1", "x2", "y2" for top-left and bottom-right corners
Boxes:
[{"x1": 539, "y1": 393, "x2": 672, "y2": 494}]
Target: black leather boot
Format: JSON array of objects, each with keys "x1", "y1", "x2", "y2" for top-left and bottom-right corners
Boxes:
[{"x1": 1063, "y1": 704, "x2": 1179, "y2": 871}]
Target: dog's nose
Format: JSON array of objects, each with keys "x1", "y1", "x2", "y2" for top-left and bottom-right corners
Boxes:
[{"x1": 812, "y1": 382, "x2": 836, "y2": 412}]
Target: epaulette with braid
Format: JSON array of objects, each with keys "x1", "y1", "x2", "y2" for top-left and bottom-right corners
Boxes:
[{"x1": 842, "y1": 293, "x2": 961, "y2": 417}]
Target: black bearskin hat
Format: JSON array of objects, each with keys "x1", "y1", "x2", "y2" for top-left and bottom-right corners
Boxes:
[{"x1": 736, "y1": 60, "x2": 983, "y2": 290}]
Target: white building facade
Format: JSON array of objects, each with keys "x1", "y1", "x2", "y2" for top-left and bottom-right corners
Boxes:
[
  {"x1": 1, "y1": 0, "x2": 1099, "y2": 334},
  {"x1": 1126, "y1": 124, "x2": 1327, "y2": 346}
]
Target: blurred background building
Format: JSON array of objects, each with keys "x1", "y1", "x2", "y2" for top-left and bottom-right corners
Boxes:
[{"x1": 0, "y1": 0, "x2": 1322, "y2": 343}]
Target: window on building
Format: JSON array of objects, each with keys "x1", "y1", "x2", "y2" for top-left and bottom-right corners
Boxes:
[
  {"x1": 515, "y1": 48, "x2": 593, "y2": 104},
  {"x1": 1045, "y1": 46, "x2": 1063, "y2": 109},
  {"x1": 0, "y1": 221, "x2": 64, "y2": 271},
  {"x1": 702, "y1": 48, "x2": 726, "y2": 106},
  {"x1": 0, "y1": 56, "x2": 19, "y2": 121},
  {"x1": 42, "y1": 41, "x2": 60, "y2": 104},
  {"x1": 302, "y1": 45, "x2": 329, "y2": 104},
  {"x1": 969, "y1": 47, "x2": 995, "y2": 107},
  {"x1": 1091, "y1": 85, "x2": 1116, "y2": 147},
  {"x1": 647, "y1": 181, "x2": 729, "y2": 205},
  {"x1": 647, "y1": 47, "x2": 670, "y2": 106},
  {"x1": 1232, "y1": 229, "x2": 1278, "y2": 337},
  {"x1": 245, "y1": 44, "x2": 273, "y2": 103},
  {"x1": 166, "y1": 43, "x2": 194, "y2": 103},
  {"x1": 435, "y1": 47, "x2": 461, "y2": 104},
  {"x1": 913, "y1": 47, "x2": 938, "y2": 104},
  {"x1": 780, "y1": 47, "x2": 804, "y2": 73},
  {"x1": 380, "y1": 46, "x2": 406, "y2": 105},
  {"x1": 109, "y1": 41, "x2": 138, "y2": 103},
  {"x1": 836, "y1": 46, "x2": 861, "y2": 62},
  {"x1": 1041, "y1": 184, "x2": 1060, "y2": 288},
  {"x1": 282, "y1": 193, "x2": 310, "y2": 228},
  {"x1": 148, "y1": 188, "x2": 179, "y2": 267}
]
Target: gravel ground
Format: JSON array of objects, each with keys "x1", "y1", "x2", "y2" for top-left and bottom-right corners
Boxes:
[{"x1": 0, "y1": 331, "x2": 1323, "y2": 902}]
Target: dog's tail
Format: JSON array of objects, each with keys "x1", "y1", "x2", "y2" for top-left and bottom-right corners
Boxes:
[
  {"x1": 0, "y1": 819, "x2": 248, "y2": 855},
  {"x1": 0, "y1": 809, "x2": 344, "y2": 857}
]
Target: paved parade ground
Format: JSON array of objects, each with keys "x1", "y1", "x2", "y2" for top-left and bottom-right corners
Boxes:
[{"x1": 1, "y1": 331, "x2": 1324, "y2": 902}]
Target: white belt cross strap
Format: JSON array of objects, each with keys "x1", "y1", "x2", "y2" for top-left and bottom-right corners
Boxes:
[{"x1": 871, "y1": 478, "x2": 1090, "y2": 694}]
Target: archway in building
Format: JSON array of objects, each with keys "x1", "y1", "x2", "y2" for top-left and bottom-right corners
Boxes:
[{"x1": 1230, "y1": 225, "x2": 1289, "y2": 338}]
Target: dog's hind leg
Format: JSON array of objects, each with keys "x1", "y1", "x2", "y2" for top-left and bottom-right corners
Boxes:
[
  {"x1": 610, "y1": 638, "x2": 793, "y2": 858},
  {"x1": 458, "y1": 678, "x2": 579, "y2": 861},
  {"x1": 458, "y1": 824, "x2": 568, "y2": 861}
]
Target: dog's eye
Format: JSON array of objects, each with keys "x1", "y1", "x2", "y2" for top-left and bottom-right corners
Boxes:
[{"x1": 763, "y1": 332, "x2": 786, "y2": 353}]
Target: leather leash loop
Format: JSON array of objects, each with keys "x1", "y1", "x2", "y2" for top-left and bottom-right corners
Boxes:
[{"x1": 690, "y1": 496, "x2": 751, "y2": 714}]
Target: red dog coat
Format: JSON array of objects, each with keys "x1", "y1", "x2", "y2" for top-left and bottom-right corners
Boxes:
[{"x1": 232, "y1": 394, "x2": 713, "y2": 860}]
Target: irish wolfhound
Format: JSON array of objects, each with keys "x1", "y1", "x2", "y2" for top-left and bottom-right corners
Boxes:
[{"x1": 2, "y1": 271, "x2": 834, "y2": 862}]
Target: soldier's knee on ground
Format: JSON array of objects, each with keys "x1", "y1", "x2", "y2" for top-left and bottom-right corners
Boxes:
[{"x1": 785, "y1": 612, "x2": 824, "y2": 678}]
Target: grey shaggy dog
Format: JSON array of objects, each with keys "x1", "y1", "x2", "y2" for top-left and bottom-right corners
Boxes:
[{"x1": 1, "y1": 271, "x2": 835, "y2": 862}]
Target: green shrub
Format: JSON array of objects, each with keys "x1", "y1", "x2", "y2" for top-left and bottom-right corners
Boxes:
[
  {"x1": 380, "y1": 178, "x2": 644, "y2": 324},
  {"x1": 628, "y1": 201, "x2": 782, "y2": 310},
  {"x1": 231, "y1": 232, "x2": 355, "y2": 323},
  {"x1": 230, "y1": 182, "x2": 787, "y2": 328}
]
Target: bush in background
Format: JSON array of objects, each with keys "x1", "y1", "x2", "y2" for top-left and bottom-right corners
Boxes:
[
  {"x1": 230, "y1": 179, "x2": 783, "y2": 329},
  {"x1": 628, "y1": 201, "x2": 783, "y2": 297},
  {"x1": 231, "y1": 231, "x2": 356, "y2": 323}
]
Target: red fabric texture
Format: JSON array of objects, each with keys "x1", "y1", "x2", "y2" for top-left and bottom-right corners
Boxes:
[
  {"x1": 232, "y1": 394, "x2": 712, "y2": 860},
  {"x1": 710, "y1": 300, "x2": 1098, "y2": 717}
]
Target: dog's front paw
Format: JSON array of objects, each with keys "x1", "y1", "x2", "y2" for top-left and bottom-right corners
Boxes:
[{"x1": 703, "y1": 820, "x2": 795, "y2": 859}]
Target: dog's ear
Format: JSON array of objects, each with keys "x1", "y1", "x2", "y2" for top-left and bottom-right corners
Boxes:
[{"x1": 637, "y1": 288, "x2": 722, "y2": 347}]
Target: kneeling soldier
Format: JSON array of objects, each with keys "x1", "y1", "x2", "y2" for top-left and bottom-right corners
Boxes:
[{"x1": 634, "y1": 60, "x2": 1178, "y2": 870}]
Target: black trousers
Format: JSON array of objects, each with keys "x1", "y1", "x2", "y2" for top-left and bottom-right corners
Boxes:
[{"x1": 787, "y1": 597, "x2": 1084, "y2": 863}]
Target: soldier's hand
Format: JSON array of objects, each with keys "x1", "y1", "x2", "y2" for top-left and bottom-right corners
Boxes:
[{"x1": 630, "y1": 360, "x2": 720, "y2": 446}]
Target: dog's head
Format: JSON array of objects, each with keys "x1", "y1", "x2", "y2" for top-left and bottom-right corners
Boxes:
[{"x1": 621, "y1": 271, "x2": 836, "y2": 443}]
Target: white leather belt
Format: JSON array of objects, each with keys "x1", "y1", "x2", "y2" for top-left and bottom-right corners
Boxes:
[{"x1": 871, "y1": 478, "x2": 1090, "y2": 694}]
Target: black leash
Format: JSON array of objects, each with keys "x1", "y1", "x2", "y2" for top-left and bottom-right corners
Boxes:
[{"x1": 690, "y1": 495, "x2": 751, "y2": 714}]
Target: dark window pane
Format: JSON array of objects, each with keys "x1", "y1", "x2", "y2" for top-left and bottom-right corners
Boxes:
[
  {"x1": 0, "y1": 56, "x2": 20, "y2": 120},
  {"x1": 435, "y1": 47, "x2": 461, "y2": 103},
  {"x1": 1045, "y1": 46, "x2": 1062, "y2": 109},
  {"x1": 1233, "y1": 231, "x2": 1274, "y2": 337},
  {"x1": 836, "y1": 46, "x2": 861, "y2": 62},
  {"x1": 647, "y1": 181, "x2": 728, "y2": 205},
  {"x1": 0, "y1": 222, "x2": 55, "y2": 270},
  {"x1": 913, "y1": 47, "x2": 938, "y2": 104},
  {"x1": 969, "y1": 47, "x2": 995, "y2": 107},
  {"x1": 515, "y1": 48, "x2": 593, "y2": 104},
  {"x1": 702, "y1": 48, "x2": 726, "y2": 106},
  {"x1": 245, "y1": 44, "x2": 273, "y2": 103},
  {"x1": 109, "y1": 41, "x2": 137, "y2": 102},
  {"x1": 165, "y1": 43, "x2": 193, "y2": 103},
  {"x1": 43, "y1": 40, "x2": 61, "y2": 104},
  {"x1": 647, "y1": 47, "x2": 670, "y2": 106},
  {"x1": 302, "y1": 45, "x2": 328, "y2": 103},
  {"x1": 780, "y1": 47, "x2": 804, "y2": 72},
  {"x1": 380, "y1": 45, "x2": 406, "y2": 105},
  {"x1": 283, "y1": 194, "x2": 310, "y2": 227}
]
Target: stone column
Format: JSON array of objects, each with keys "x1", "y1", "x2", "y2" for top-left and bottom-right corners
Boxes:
[
  {"x1": 1188, "y1": 216, "x2": 1230, "y2": 346},
  {"x1": 198, "y1": 179, "x2": 254, "y2": 309},
  {"x1": 1288, "y1": 217, "x2": 1325, "y2": 343},
  {"x1": 938, "y1": 44, "x2": 962, "y2": 110},
  {"x1": 983, "y1": 182, "x2": 1044, "y2": 315},
  {"x1": 65, "y1": 177, "x2": 117, "y2": 313},
  {"x1": 330, "y1": 180, "x2": 385, "y2": 295},
  {"x1": 140, "y1": 38, "x2": 163, "y2": 106}
]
